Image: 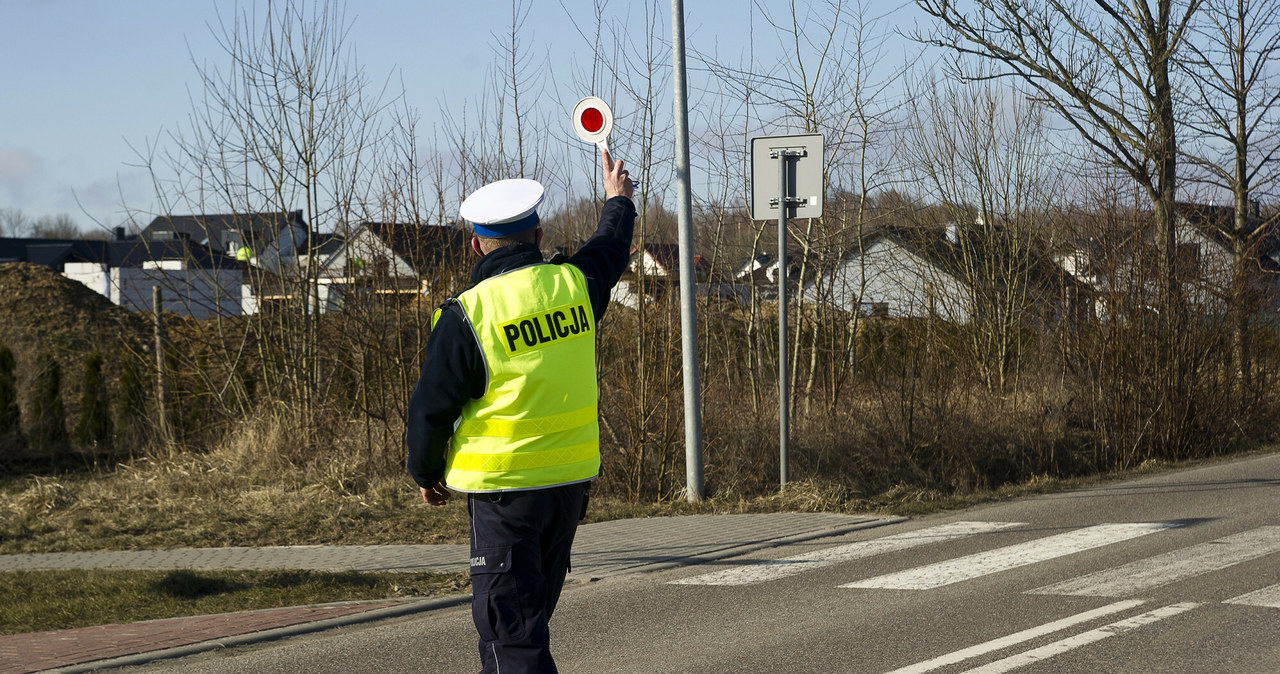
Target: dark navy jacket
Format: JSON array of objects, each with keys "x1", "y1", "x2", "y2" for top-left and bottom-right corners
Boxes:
[{"x1": 406, "y1": 196, "x2": 636, "y2": 489}]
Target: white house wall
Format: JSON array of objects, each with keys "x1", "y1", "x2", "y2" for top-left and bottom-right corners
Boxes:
[
  {"x1": 63, "y1": 262, "x2": 110, "y2": 299},
  {"x1": 1174, "y1": 225, "x2": 1236, "y2": 311},
  {"x1": 325, "y1": 228, "x2": 415, "y2": 278},
  {"x1": 806, "y1": 238, "x2": 972, "y2": 322},
  {"x1": 636, "y1": 252, "x2": 667, "y2": 277}
]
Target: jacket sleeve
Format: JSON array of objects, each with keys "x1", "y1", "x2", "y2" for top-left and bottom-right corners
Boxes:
[
  {"x1": 405, "y1": 303, "x2": 485, "y2": 489},
  {"x1": 567, "y1": 196, "x2": 637, "y2": 321}
]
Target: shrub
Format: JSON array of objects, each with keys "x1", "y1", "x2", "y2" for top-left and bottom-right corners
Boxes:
[
  {"x1": 0, "y1": 344, "x2": 19, "y2": 437},
  {"x1": 114, "y1": 353, "x2": 148, "y2": 454},
  {"x1": 73, "y1": 352, "x2": 112, "y2": 451},
  {"x1": 28, "y1": 353, "x2": 68, "y2": 454}
]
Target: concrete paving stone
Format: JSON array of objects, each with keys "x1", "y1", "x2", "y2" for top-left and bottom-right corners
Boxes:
[{"x1": 0, "y1": 602, "x2": 405, "y2": 674}]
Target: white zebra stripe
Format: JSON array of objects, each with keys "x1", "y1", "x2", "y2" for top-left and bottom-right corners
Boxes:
[
  {"x1": 1225, "y1": 583, "x2": 1280, "y2": 609},
  {"x1": 1031, "y1": 526, "x2": 1280, "y2": 597},
  {"x1": 843, "y1": 523, "x2": 1176, "y2": 590},
  {"x1": 669, "y1": 521, "x2": 1022, "y2": 586}
]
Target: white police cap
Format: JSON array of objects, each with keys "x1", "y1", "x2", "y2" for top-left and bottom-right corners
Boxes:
[{"x1": 459, "y1": 178, "x2": 545, "y2": 237}]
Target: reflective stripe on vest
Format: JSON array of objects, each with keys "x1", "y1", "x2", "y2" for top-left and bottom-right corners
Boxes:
[{"x1": 437, "y1": 262, "x2": 600, "y2": 492}]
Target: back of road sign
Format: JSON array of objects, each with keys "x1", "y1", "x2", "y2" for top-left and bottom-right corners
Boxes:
[{"x1": 749, "y1": 134, "x2": 824, "y2": 220}]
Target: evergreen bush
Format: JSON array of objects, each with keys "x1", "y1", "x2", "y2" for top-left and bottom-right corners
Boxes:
[
  {"x1": 74, "y1": 351, "x2": 113, "y2": 450},
  {"x1": 28, "y1": 352, "x2": 68, "y2": 454},
  {"x1": 0, "y1": 344, "x2": 19, "y2": 436},
  {"x1": 0, "y1": 343, "x2": 25, "y2": 458},
  {"x1": 115, "y1": 353, "x2": 148, "y2": 454}
]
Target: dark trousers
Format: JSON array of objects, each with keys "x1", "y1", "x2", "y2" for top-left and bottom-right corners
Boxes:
[{"x1": 468, "y1": 482, "x2": 587, "y2": 674}]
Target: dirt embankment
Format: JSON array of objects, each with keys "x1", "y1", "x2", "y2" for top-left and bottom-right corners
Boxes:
[{"x1": 0, "y1": 263, "x2": 152, "y2": 444}]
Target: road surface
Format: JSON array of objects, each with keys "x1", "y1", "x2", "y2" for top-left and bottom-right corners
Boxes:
[{"x1": 121, "y1": 451, "x2": 1280, "y2": 673}]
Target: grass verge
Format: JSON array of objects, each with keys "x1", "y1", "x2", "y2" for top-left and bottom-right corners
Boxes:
[
  {"x1": 5, "y1": 450, "x2": 1262, "y2": 554},
  {"x1": 0, "y1": 568, "x2": 469, "y2": 635}
]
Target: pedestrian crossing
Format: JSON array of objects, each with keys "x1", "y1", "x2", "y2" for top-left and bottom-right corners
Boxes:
[
  {"x1": 842, "y1": 523, "x2": 1174, "y2": 590},
  {"x1": 1030, "y1": 526, "x2": 1280, "y2": 597},
  {"x1": 670, "y1": 519, "x2": 1280, "y2": 673},
  {"x1": 1225, "y1": 582, "x2": 1280, "y2": 609},
  {"x1": 671, "y1": 520, "x2": 1280, "y2": 598},
  {"x1": 667, "y1": 521, "x2": 1021, "y2": 586}
]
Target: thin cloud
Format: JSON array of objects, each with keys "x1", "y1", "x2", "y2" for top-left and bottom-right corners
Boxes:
[{"x1": 0, "y1": 146, "x2": 45, "y2": 203}]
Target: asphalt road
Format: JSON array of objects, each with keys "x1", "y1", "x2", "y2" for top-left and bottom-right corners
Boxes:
[{"x1": 119, "y1": 451, "x2": 1280, "y2": 673}]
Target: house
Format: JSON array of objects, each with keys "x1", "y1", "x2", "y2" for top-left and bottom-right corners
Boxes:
[
  {"x1": 1170, "y1": 201, "x2": 1280, "y2": 312},
  {"x1": 805, "y1": 224, "x2": 1087, "y2": 323},
  {"x1": 1051, "y1": 202, "x2": 1280, "y2": 319},
  {"x1": 312, "y1": 221, "x2": 469, "y2": 311},
  {"x1": 627, "y1": 243, "x2": 713, "y2": 282},
  {"x1": 1051, "y1": 237, "x2": 1109, "y2": 291},
  {"x1": 141, "y1": 211, "x2": 309, "y2": 273},
  {"x1": 620, "y1": 242, "x2": 716, "y2": 305},
  {"x1": 1, "y1": 234, "x2": 251, "y2": 318},
  {"x1": 734, "y1": 253, "x2": 774, "y2": 283}
]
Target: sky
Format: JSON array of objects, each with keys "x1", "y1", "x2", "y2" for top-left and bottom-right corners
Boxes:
[{"x1": 0, "y1": 0, "x2": 925, "y2": 233}]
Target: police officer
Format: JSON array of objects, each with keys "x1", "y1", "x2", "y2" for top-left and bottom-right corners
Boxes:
[{"x1": 407, "y1": 147, "x2": 635, "y2": 674}]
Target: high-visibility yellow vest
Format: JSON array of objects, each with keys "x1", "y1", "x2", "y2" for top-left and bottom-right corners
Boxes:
[{"x1": 433, "y1": 262, "x2": 600, "y2": 492}]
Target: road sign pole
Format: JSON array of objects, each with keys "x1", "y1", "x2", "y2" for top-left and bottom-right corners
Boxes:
[
  {"x1": 750, "y1": 134, "x2": 821, "y2": 492},
  {"x1": 777, "y1": 151, "x2": 790, "y2": 489}
]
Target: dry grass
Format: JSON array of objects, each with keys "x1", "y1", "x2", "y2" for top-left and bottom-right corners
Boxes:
[
  {"x1": 3, "y1": 424, "x2": 1275, "y2": 555},
  {"x1": 0, "y1": 409, "x2": 470, "y2": 553}
]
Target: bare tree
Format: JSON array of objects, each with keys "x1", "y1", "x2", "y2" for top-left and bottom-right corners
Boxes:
[
  {"x1": 700, "y1": 0, "x2": 911, "y2": 415},
  {"x1": 914, "y1": 0, "x2": 1202, "y2": 453},
  {"x1": 0, "y1": 208, "x2": 31, "y2": 237},
  {"x1": 141, "y1": 0, "x2": 398, "y2": 444},
  {"x1": 1177, "y1": 0, "x2": 1280, "y2": 399},
  {"x1": 914, "y1": 0, "x2": 1199, "y2": 309},
  {"x1": 902, "y1": 77, "x2": 1065, "y2": 394},
  {"x1": 562, "y1": 0, "x2": 684, "y2": 499},
  {"x1": 31, "y1": 214, "x2": 80, "y2": 239},
  {"x1": 0, "y1": 211, "x2": 79, "y2": 238}
]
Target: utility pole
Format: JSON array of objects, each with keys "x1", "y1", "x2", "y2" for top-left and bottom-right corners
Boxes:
[{"x1": 672, "y1": 0, "x2": 704, "y2": 502}]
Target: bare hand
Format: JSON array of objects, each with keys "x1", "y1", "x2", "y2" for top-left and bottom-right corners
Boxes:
[
  {"x1": 602, "y1": 147, "x2": 634, "y2": 200},
  {"x1": 420, "y1": 482, "x2": 450, "y2": 506}
]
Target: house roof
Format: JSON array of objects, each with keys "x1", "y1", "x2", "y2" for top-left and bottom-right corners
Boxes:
[
  {"x1": 142, "y1": 211, "x2": 308, "y2": 252},
  {"x1": 310, "y1": 233, "x2": 347, "y2": 258},
  {"x1": 735, "y1": 253, "x2": 773, "y2": 275},
  {"x1": 630, "y1": 243, "x2": 712, "y2": 274},
  {"x1": 633, "y1": 243, "x2": 681, "y2": 273},
  {"x1": 1174, "y1": 201, "x2": 1280, "y2": 268},
  {"x1": 0, "y1": 236, "x2": 244, "y2": 271},
  {"x1": 360, "y1": 222, "x2": 468, "y2": 274},
  {"x1": 850, "y1": 224, "x2": 1088, "y2": 298}
]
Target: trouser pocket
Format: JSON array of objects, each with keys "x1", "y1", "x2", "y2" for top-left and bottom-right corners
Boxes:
[{"x1": 469, "y1": 546, "x2": 524, "y2": 642}]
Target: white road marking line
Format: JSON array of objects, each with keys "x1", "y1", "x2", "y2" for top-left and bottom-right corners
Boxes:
[
  {"x1": 1031, "y1": 526, "x2": 1280, "y2": 597},
  {"x1": 1224, "y1": 582, "x2": 1280, "y2": 609},
  {"x1": 842, "y1": 523, "x2": 1175, "y2": 590},
  {"x1": 883, "y1": 600, "x2": 1145, "y2": 674},
  {"x1": 668, "y1": 521, "x2": 1023, "y2": 586},
  {"x1": 956, "y1": 603, "x2": 1201, "y2": 674}
]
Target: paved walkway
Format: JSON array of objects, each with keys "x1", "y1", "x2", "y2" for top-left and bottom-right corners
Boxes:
[{"x1": 0, "y1": 512, "x2": 899, "y2": 673}]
